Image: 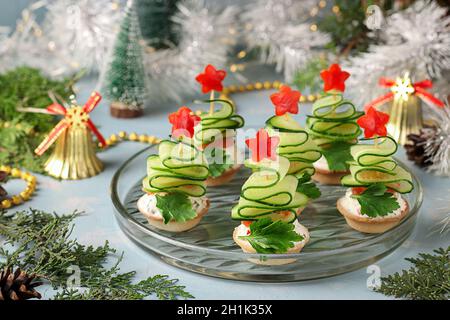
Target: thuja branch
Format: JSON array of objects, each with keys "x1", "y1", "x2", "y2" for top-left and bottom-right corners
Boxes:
[
  {"x1": 0, "y1": 209, "x2": 193, "y2": 300},
  {"x1": 375, "y1": 247, "x2": 449, "y2": 300}
]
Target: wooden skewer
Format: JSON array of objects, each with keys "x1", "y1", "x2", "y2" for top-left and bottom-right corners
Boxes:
[{"x1": 209, "y1": 91, "x2": 215, "y2": 115}]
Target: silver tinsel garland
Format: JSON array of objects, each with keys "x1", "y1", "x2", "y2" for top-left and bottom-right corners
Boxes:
[
  {"x1": 345, "y1": 0, "x2": 450, "y2": 108},
  {"x1": 43, "y1": 0, "x2": 124, "y2": 74},
  {"x1": 0, "y1": 0, "x2": 124, "y2": 77},
  {"x1": 242, "y1": 0, "x2": 330, "y2": 82},
  {"x1": 143, "y1": 0, "x2": 238, "y2": 102}
]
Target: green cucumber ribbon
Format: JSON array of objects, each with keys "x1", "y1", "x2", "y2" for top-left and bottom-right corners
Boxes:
[
  {"x1": 266, "y1": 114, "x2": 321, "y2": 177},
  {"x1": 306, "y1": 93, "x2": 363, "y2": 145},
  {"x1": 231, "y1": 156, "x2": 309, "y2": 222},
  {"x1": 341, "y1": 136, "x2": 413, "y2": 193},
  {"x1": 142, "y1": 140, "x2": 209, "y2": 197},
  {"x1": 194, "y1": 99, "x2": 244, "y2": 146}
]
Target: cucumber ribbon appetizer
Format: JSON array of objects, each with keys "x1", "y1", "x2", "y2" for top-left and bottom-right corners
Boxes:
[
  {"x1": 267, "y1": 85, "x2": 322, "y2": 178},
  {"x1": 232, "y1": 86, "x2": 317, "y2": 254},
  {"x1": 232, "y1": 129, "x2": 308, "y2": 254},
  {"x1": 140, "y1": 106, "x2": 209, "y2": 227},
  {"x1": 306, "y1": 64, "x2": 363, "y2": 172},
  {"x1": 193, "y1": 99, "x2": 244, "y2": 180},
  {"x1": 339, "y1": 107, "x2": 414, "y2": 224},
  {"x1": 195, "y1": 65, "x2": 244, "y2": 181}
]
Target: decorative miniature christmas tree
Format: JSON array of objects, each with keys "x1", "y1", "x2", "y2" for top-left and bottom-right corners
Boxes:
[
  {"x1": 136, "y1": 0, "x2": 180, "y2": 49},
  {"x1": 104, "y1": 0, "x2": 147, "y2": 118}
]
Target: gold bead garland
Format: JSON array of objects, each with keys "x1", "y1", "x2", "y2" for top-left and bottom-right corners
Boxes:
[
  {"x1": 0, "y1": 166, "x2": 37, "y2": 209},
  {"x1": 100, "y1": 131, "x2": 161, "y2": 149},
  {"x1": 219, "y1": 81, "x2": 321, "y2": 106}
]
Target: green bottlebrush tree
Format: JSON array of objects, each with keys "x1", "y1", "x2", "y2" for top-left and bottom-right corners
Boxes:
[
  {"x1": 104, "y1": 0, "x2": 147, "y2": 118},
  {"x1": 136, "y1": 0, "x2": 180, "y2": 49}
]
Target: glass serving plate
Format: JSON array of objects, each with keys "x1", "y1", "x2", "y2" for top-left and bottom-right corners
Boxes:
[{"x1": 111, "y1": 146, "x2": 423, "y2": 282}]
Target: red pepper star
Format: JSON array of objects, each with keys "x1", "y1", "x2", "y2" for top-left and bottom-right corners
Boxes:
[
  {"x1": 320, "y1": 64, "x2": 350, "y2": 93},
  {"x1": 356, "y1": 107, "x2": 390, "y2": 138},
  {"x1": 270, "y1": 85, "x2": 301, "y2": 116},
  {"x1": 245, "y1": 129, "x2": 280, "y2": 162},
  {"x1": 168, "y1": 106, "x2": 200, "y2": 138},
  {"x1": 195, "y1": 64, "x2": 227, "y2": 94}
]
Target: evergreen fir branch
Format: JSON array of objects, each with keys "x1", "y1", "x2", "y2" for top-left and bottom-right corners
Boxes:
[
  {"x1": 0, "y1": 209, "x2": 192, "y2": 300},
  {"x1": 375, "y1": 247, "x2": 450, "y2": 300},
  {"x1": 291, "y1": 56, "x2": 329, "y2": 93}
]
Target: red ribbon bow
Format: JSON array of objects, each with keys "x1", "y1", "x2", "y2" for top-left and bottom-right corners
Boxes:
[
  {"x1": 365, "y1": 77, "x2": 445, "y2": 110},
  {"x1": 34, "y1": 92, "x2": 106, "y2": 156}
]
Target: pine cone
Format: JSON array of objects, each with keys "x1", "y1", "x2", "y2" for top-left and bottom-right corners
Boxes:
[
  {"x1": 405, "y1": 125, "x2": 437, "y2": 167},
  {"x1": 0, "y1": 171, "x2": 7, "y2": 198},
  {"x1": 0, "y1": 267, "x2": 42, "y2": 301}
]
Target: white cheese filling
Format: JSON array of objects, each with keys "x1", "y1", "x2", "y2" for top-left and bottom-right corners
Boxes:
[
  {"x1": 341, "y1": 188, "x2": 407, "y2": 221},
  {"x1": 235, "y1": 220, "x2": 309, "y2": 246},
  {"x1": 313, "y1": 155, "x2": 331, "y2": 171},
  {"x1": 138, "y1": 193, "x2": 208, "y2": 220}
]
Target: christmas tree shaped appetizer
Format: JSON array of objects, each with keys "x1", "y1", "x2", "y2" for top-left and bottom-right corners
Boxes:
[
  {"x1": 306, "y1": 64, "x2": 363, "y2": 185},
  {"x1": 266, "y1": 85, "x2": 322, "y2": 187},
  {"x1": 194, "y1": 64, "x2": 244, "y2": 186},
  {"x1": 337, "y1": 107, "x2": 414, "y2": 234},
  {"x1": 137, "y1": 107, "x2": 210, "y2": 232},
  {"x1": 231, "y1": 129, "x2": 310, "y2": 261}
]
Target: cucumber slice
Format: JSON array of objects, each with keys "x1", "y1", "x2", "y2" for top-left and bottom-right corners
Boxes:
[
  {"x1": 307, "y1": 93, "x2": 362, "y2": 144},
  {"x1": 194, "y1": 99, "x2": 244, "y2": 145},
  {"x1": 350, "y1": 163, "x2": 413, "y2": 193},
  {"x1": 143, "y1": 139, "x2": 209, "y2": 197},
  {"x1": 350, "y1": 136, "x2": 398, "y2": 169},
  {"x1": 266, "y1": 114, "x2": 304, "y2": 132},
  {"x1": 232, "y1": 192, "x2": 308, "y2": 218},
  {"x1": 231, "y1": 210, "x2": 297, "y2": 223}
]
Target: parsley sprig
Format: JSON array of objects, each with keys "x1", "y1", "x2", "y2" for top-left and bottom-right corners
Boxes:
[
  {"x1": 351, "y1": 183, "x2": 400, "y2": 217},
  {"x1": 206, "y1": 147, "x2": 233, "y2": 177},
  {"x1": 321, "y1": 141, "x2": 353, "y2": 172},
  {"x1": 296, "y1": 173, "x2": 321, "y2": 199},
  {"x1": 155, "y1": 192, "x2": 197, "y2": 224},
  {"x1": 239, "y1": 218, "x2": 303, "y2": 254}
]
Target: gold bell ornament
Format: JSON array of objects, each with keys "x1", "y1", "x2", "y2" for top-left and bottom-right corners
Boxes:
[
  {"x1": 34, "y1": 92, "x2": 107, "y2": 180},
  {"x1": 364, "y1": 74, "x2": 445, "y2": 145}
]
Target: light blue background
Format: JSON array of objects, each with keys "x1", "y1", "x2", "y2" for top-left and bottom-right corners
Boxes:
[{"x1": 1, "y1": 2, "x2": 449, "y2": 300}]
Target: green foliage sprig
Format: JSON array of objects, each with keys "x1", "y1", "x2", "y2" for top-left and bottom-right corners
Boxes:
[
  {"x1": 0, "y1": 67, "x2": 75, "y2": 132},
  {"x1": 0, "y1": 209, "x2": 193, "y2": 300},
  {"x1": 376, "y1": 247, "x2": 449, "y2": 300},
  {"x1": 291, "y1": 56, "x2": 329, "y2": 93},
  {"x1": 0, "y1": 67, "x2": 76, "y2": 173}
]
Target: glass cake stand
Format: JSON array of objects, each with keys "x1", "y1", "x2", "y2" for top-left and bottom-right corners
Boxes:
[{"x1": 111, "y1": 146, "x2": 423, "y2": 282}]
